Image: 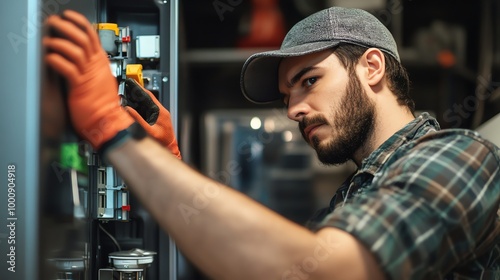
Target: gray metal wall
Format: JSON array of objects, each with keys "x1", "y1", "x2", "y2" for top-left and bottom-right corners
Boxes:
[
  {"x1": 0, "y1": 0, "x2": 41, "y2": 278},
  {"x1": 0, "y1": 1, "x2": 179, "y2": 279}
]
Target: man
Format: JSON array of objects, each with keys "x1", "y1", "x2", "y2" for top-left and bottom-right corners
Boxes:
[{"x1": 43, "y1": 7, "x2": 499, "y2": 280}]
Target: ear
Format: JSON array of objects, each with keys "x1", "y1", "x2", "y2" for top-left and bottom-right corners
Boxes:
[{"x1": 361, "y1": 48, "x2": 385, "y2": 87}]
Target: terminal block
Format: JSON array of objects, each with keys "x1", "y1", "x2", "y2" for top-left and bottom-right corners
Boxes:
[{"x1": 96, "y1": 166, "x2": 131, "y2": 221}]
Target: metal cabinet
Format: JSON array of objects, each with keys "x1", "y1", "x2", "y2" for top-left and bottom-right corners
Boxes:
[{"x1": 0, "y1": 0, "x2": 180, "y2": 279}]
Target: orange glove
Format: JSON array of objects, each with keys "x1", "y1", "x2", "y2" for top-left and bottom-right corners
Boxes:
[
  {"x1": 43, "y1": 11, "x2": 134, "y2": 151},
  {"x1": 124, "y1": 78, "x2": 181, "y2": 159}
]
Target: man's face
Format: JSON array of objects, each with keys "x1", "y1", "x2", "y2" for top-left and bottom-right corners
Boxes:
[{"x1": 278, "y1": 50, "x2": 375, "y2": 165}]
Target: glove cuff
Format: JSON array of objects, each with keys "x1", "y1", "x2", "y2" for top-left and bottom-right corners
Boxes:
[{"x1": 99, "y1": 122, "x2": 147, "y2": 158}]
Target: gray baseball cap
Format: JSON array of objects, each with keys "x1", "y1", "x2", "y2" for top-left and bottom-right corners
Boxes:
[{"x1": 240, "y1": 6, "x2": 400, "y2": 104}]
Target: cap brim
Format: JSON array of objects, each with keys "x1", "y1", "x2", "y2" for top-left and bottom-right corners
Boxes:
[{"x1": 240, "y1": 40, "x2": 341, "y2": 104}]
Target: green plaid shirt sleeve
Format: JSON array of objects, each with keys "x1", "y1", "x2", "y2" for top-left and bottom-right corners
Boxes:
[{"x1": 312, "y1": 114, "x2": 500, "y2": 280}]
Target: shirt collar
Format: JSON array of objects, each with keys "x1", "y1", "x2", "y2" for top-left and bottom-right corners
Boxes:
[{"x1": 358, "y1": 112, "x2": 440, "y2": 175}]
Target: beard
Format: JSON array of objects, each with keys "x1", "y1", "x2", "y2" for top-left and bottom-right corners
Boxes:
[{"x1": 299, "y1": 72, "x2": 376, "y2": 165}]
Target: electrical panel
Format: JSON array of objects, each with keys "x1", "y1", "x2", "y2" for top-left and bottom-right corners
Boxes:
[{"x1": 2, "y1": 0, "x2": 182, "y2": 279}]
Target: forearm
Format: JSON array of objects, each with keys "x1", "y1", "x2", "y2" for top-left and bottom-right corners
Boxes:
[{"x1": 107, "y1": 137, "x2": 318, "y2": 279}]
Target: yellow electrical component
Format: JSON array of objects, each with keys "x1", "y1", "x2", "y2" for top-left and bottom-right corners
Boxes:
[
  {"x1": 97, "y1": 23, "x2": 119, "y2": 36},
  {"x1": 126, "y1": 64, "x2": 144, "y2": 87}
]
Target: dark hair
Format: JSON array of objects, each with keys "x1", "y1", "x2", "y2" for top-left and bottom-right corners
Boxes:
[{"x1": 333, "y1": 44, "x2": 415, "y2": 113}]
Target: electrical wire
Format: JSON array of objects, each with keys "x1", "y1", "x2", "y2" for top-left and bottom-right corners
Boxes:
[{"x1": 99, "y1": 223, "x2": 122, "y2": 251}]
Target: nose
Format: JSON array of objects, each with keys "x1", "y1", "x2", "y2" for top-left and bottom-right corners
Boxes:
[{"x1": 286, "y1": 95, "x2": 309, "y2": 122}]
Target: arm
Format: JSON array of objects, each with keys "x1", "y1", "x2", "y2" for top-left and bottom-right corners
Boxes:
[
  {"x1": 107, "y1": 137, "x2": 384, "y2": 280},
  {"x1": 43, "y1": 10, "x2": 385, "y2": 280}
]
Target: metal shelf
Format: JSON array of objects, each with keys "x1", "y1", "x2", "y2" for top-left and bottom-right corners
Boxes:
[
  {"x1": 183, "y1": 48, "x2": 274, "y2": 64},
  {"x1": 184, "y1": 47, "x2": 448, "y2": 67}
]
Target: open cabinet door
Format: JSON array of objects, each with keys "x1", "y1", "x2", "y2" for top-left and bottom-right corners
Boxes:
[{"x1": 1, "y1": 0, "x2": 181, "y2": 279}]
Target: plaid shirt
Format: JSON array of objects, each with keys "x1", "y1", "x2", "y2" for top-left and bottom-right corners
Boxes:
[{"x1": 308, "y1": 113, "x2": 500, "y2": 280}]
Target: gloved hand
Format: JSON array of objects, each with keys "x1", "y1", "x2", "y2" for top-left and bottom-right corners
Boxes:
[
  {"x1": 43, "y1": 10, "x2": 134, "y2": 151},
  {"x1": 124, "y1": 78, "x2": 181, "y2": 159}
]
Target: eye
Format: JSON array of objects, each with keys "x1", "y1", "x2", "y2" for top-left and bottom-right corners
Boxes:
[{"x1": 303, "y1": 77, "x2": 317, "y2": 87}]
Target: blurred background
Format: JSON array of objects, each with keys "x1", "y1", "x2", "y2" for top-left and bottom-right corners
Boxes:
[
  {"x1": 179, "y1": 0, "x2": 500, "y2": 155},
  {"x1": 177, "y1": 1, "x2": 500, "y2": 278},
  {"x1": 179, "y1": 0, "x2": 500, "y2": 223}
]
